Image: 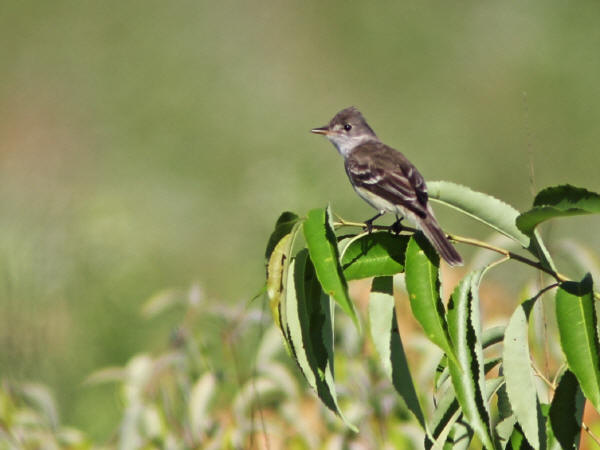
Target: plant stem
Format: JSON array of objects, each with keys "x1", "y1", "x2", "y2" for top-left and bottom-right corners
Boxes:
[
  {"x1": 448, "y1": 234, "x2": 567, "y2": 281},
  {"x1": 333, "y1": 218, "x2": 600, "y2": 301}
]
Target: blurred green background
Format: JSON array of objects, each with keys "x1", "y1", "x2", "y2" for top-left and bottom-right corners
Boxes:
[{"x1": 2, "y1": 0, "x2": 600, "y2": 441}]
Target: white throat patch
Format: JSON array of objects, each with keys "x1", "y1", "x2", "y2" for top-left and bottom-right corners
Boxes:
[{"x1": 327, "y1": 134, "x2": 374, "y2": 158}]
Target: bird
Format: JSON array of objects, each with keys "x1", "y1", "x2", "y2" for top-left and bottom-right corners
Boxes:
[{"x1": 311, "y1": 106, "x2": 463, "y2": 267}]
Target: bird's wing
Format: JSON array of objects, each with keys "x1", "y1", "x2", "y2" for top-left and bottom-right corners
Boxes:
[{"x1": 345, "y1": 142, "x2": 429, "y2": 218}]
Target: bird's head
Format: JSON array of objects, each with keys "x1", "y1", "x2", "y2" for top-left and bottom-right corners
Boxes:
[{"x1": 311, "y1": 107, "x2": 378, "y2": 156}]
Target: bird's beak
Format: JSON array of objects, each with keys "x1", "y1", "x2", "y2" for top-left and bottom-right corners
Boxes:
[{"x1": 310, "y1": 126, "x2": 329, "y2": 135}]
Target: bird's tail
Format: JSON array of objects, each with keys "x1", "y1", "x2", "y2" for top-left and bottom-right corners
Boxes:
[{"x1": 418, "y1": 210, "x2": 463, "y2": 267}]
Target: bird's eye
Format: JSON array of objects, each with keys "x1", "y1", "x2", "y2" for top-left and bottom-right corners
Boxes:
[{"x1": 344, "y1": 123, "x2": 352, "y2": 131}]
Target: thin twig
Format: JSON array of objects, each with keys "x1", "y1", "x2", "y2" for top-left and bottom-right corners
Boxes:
[
  {"x1": 532, "y1": 364, "x2": 556, "y2": 391},
  {"x1": 333, "y1": 218, "x2": 600, "y2": 301},
  {"x1": 582, "y1": 422, "x2": 600, "y2": 448}
]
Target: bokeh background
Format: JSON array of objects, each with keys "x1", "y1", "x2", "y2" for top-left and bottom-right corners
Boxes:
[{"x1": 2, "y1": 0, "x2": 600, "y2": 443}]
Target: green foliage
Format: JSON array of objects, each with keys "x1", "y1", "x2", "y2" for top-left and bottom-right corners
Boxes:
[
  {"x1": 341, "y1": 232, "x2": 408, "y2": 280},
  {"x1": 555, "y1": 274, "x2": 600, "y2": 410},
  {"x1": 549, "y1": 370, "x2": 585, "y2": 449},
  {"x1": 283, "y1": 249, "x2": 356, "y2": 430},
  {"x1": 2, "y1": 181, "x2": 600, "y2": 448},
  {"x1": 446, "y1": 269, "x2": 494, "y2": 449},
  {"x1": 0, "y1": 382, "x2": 91, "y2": 449},
  {"x1": 517, "y1": 185, "x2": 600, "y2": 236},
  {"x1": 404, "y1": 234, "x2": 457, "y2": 366},
  {"x1": 428, "y1": 181, "x2": 530, "y2": 247},
  {"x1": 303, "y1": 206, "x2": 359, "y2": 329},
  {"x1": 5, "y1": 281, "x2": 414, "y2": 448},
  {"x1": 266, "y1": 182, "x2": 600, "y2": 448},
  {"x1": 503, "y1": 296, "x2": 545, "y2": 448},
  {"x1": 368, "y1": 276, "x2": 425, "y2": 428}
]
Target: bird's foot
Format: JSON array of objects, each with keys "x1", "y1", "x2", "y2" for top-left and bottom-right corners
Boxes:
[
  {"x1": 363, "y1": 212, "x2": 383, "y2": 234},
  {"x1": 390, "y1": 215, "x2": 404, "y2": 234}
]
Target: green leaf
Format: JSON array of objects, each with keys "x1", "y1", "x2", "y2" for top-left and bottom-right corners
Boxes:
[
  {"x1": 496, "y1": 415, "x2": 518, "y2": 449},
  {"x1": 405, "y1": 234, "x2": 457, "y2": 366},
  {"x1": 446, "y1": 269, "x2": 494, "y2": 450},
  {"x1": 266, "y1": 233, "x2": 291, "y2": 327},
  {"x1": 503, "y1": 296, "x2": 546, "y2": 449},
  {"x1": 265, "y1": 211, "x2": 300, "y2": 260},
  {"x1": 428, "y1": 180, "x2": 530, "y2": 247},
  {"x1": 426, "y1": 385, "x2": 460, "y2": 450},
  {"x1": 516, "y1": 185, "x2": 600, "y2": 235},
  {"x1": 266, "y1": 223, "x2": 300, "y2": 351},
  {"x1": 303, "y1": 206, "x2": 359, "y2": 329},
  {"x1": 509, "y1": 425, "x2": 534, "y2": 450},
  {"x1": 434, "y1": 327, "x2": 505, "y2": 392},
  {"x1": 482, "y1": 325, "x2": 506, "y2": 348},
  {"x1": 548, "y1": 370, "x2": 584, "y2": 449},
  {"x1": 368, "y1": 276, "x2": 425, "y2": 428},
  {"x1": 543, "y1": 403, "x2": 565, "y2": 450},
  {"x1": 426, "y1": 377, "x2": 504, "y2": 450},
  {"x1": 497, "y1": 372, "x2": 513, "y2": 422},
  {"x1": 341, "y1": 232, "x2": 408, "y2": 280},
  {"x1": 283, "y1": 251, "x2": 314, "y2": 386},
  {"x1": 445, "y1": 419, "x2": 472, "y2": 450},
  {"x1": 556, "y1": 274, "x2": 600, "y2": 410},
  {"x1": 428, "y1": 181, "x2": 556, "y2": 272},
  {"x1": 285, "y1": 250, "x2": 356, "y2": 431},
  {"x1": 485, "y1": 376, "x2": 506, "y2": 400},
  {"x1": 529, "y1": 229, "x2": 558, "y2": 273}
]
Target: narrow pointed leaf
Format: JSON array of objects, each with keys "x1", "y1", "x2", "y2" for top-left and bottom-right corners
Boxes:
[
  {"x1": 285, "y1": 251, "x2": 316, "y2": 388},
  {"x1": 497, "y1": 371, "x2": 513, "y2": 422},
  {"x1": 529, "y1": 229, "x2": 558, "y2": 273},
  {"x1": 445, "y1": 419, "x2": 472, "y2": 450},
  {"x1": 285, "y1": 250, "x2": 357, "y2": 431},
  {"x1": 543, "y1": 404, "x2": 565, "y2": 450},
  {"x1": 303, "y1": 206, "x2": 359, "y2": 329},
  {"x1": 428, "y1": 181, "x2": 529, "y2": 247},
  {"x1": 497, "y1": 415, "x2": 517, "y2": 448},
  {"x1": 427, "y1": 377, "x2": 504, "y2": 450},
  {"x1": 266, "y1": 223, "x2": 300, "y2": 351},
  {"x1": 504, "y1": 296, "x2": 546, "y2": 449},
  {"x1": 428, "y1": 181, "x2": 556, "y2": 269},
  {"x1": 265, "y1": 211, "x2": 300, "y2": 260},
  {"x1": 405, "y1": 234, "x2": 457, "y2": 366},
  {"x1": 319, "y1": 276, "x2": 357, "y2": 431},
  {"x1": 556, "y1": 274, "x2": 600, "y2": 410},
  {"x1": 426, "y1": 384, "x2": 460, "y2": 449},
  {"x1": 549, "y1": 370, "x2": 584, "y2": 449},
  {"x1": 482, "y1": 325, "x2": 506, "y2": 348},
  {"x1": 446, "y1": 269, "x2": 494, "y2": 450},
  {"x1": 341, "y1": 232, "x2": 408, "y2": 280},
  {"x1": 434, "y1": 327, "x2": 505, "y2": 393},
  {"x1": 496, "y1": 373, "x2": 520, "y2": 448},
  {"x1": 368, "y1": 276, "x2": 425, "y2": 428},
  {"x1": 517, "y1": 185, "x2": 600, "y2": 235},
  {"x1": 266, "y1": 233, "x2": 291, "y2": 330}
]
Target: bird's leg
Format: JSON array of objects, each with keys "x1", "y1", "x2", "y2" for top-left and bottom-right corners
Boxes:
[
  {"x1": 390, "y1": 215, "x2": 404, "y2": 234},
  {"x1": 364, "y1": 212, "x2": 384, "y2": 234}
]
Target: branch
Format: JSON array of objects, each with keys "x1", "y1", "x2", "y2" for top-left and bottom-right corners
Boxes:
[
  {"x1": 447, "y1": 234, "x2": 568, "y2": 282},
  {"x1": 333, "y1": 217, "x2": 600, "y2": 301}
]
